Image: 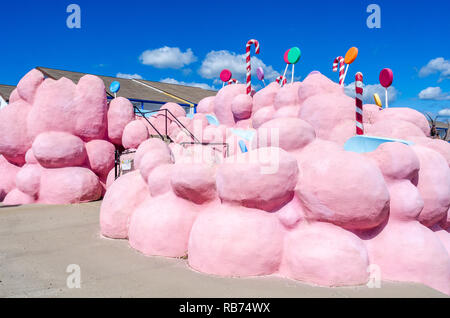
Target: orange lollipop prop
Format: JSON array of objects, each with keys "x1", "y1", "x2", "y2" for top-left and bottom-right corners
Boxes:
[{"x1": 342, "y1": 47, "x2": 359, "y2": 86}]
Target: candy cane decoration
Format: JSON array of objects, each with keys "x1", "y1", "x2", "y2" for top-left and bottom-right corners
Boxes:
[
  {"x1": 333, "y1": 56, "x2": 345, "y2": 85},
  {"x1": 355, "y1": 72, "x2": 364, "y2": 135},
  {"x1": 276, "y1": 76, "x2": 287, "y2": 86},
  {"x1": 246, "y1": 39, "x2": 260, "y2": 95},
  {"x1": 227, "y1": 79, "x2": 238, "y2": 85}
]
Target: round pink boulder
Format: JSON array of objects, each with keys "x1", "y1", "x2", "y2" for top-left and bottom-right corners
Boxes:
[
  {"x1": 15, "y1": 164, "x2": 42, "y2": 197},
  {"x1": 85, "y1": 140, "x2": 115, "y2": 178},
  {"x1": 16, "y1": 69, "x2": 44, "y2": 104},
  {"x1": 3, "y1": 188, "x2": 35, "y2": 206},
  {"x1": 122, "y1": 120, "x2": 149, "y2": 149},
  {"x1": 231, "y1": 94, "x2": 253, "y2": 120},
  {"x1": 107, "y1": 97, "x2": 135, "y2": 145}
]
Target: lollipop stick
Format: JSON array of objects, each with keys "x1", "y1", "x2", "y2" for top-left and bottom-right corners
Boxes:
[
  {"x1": 262, "y1": 79, "x2": 266, "y2": 87},
  {"x1": 385, "y1": 87, "x2": 389, "y2": 108},
  {"x1": 282, "y1": 64, "x2": 289, "y2": 81},
  {"x1": 291, "y1": 64, "x2": 295, "y2": 84},
  {"x1": 342, "y1": 64, "x2": 349, "y2": 86}
]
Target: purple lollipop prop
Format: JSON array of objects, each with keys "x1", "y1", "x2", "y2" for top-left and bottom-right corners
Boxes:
[{"x1": 256, "y1": 67, "x2": 266, "y2": 87}]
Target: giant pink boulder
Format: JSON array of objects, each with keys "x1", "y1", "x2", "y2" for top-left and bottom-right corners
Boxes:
[
  {"x1": 252, "y1": 82, "x2": 279, "y2": 113},
  {"x1": 160, "y1": 102, "x2": 187, "y2": 119},
  {"x1": 85, "y1": 140, "x2": 115, "y2": 179},
  {"x1": 32, "y1": 131, "x2": 87, "y2": 168},
  {"x1": 196, "y1": 96, "x2": 215, "y2": 114},
  {"x1": 297, "y1": 72, "x2": 343, "y2": 104},
  {"x1": 188, "y1": 204, "x2": 284, "y2": 276},
  {"x1": 273, "y1": 82, "x2": 301, "y2": 110},
  {"x1": 231, "y1": 94, "x2": 253, "y2": 120},
  {"x1": 373, "y1": 107, "x2": 430, "y2": 136},
  {"x1": 213, "y1": 84, "x2": 246, "y2": 126},
  {"x1": 3, "y1": 188, "x2": 35, "y2": 206},
  {"x1": 100, "y1": 170, "x2": 149, "y2": 239},
  {"x1": 122, "y1": 120, "x2": 149, "y2": 149},
  {"x1": 16, "y1": 69, "x2": 44, "y2": 104},
  {"x1": 0, "y1": 155, "x2": 21, "y2": 201},
  {"x1": 107, "y1": 97, "x2": 135, "y2": 145},
  {"x1": 15, "y1": 164, "x2": 42, "y2": 198}
]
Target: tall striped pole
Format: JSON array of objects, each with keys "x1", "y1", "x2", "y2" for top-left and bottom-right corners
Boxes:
[
  {"x1": 333, "y1": 56, "x2": 345, "y2": 85},
  {"x1": 355, "y1": 72, "x2": 364, "y2": 135},
  {"x1": 246, "y1": 39, "x2": 260, "y2": 95}
]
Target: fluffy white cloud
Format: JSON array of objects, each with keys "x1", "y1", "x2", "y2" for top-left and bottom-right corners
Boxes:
[
  {"x1": 344, "y1": 83, "x2": 398, "y2": 104},
  {"x1": 140, "y1": 47, "x2": 197, "y2": 69},
  {"x1": 418, "y1": 87, "x2": 450, "y2": 100},
  {"x1": 438, "y1": 108, "x2": 450, "y2": 117},
  {"x1": 198, "y1": 50, "x2": 281, "y2": 82},
  {"x1": 116, "y1": 72, "x2": 143, "y2": 80},
  {"x1": 160, "y1": 78, "x2": 216, "y2": 91},
  {"x1": 419, "y1": 57, "x2": 450, "y2": 82}
]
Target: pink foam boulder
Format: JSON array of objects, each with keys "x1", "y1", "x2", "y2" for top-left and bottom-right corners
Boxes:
[
  {"x1": 128, "y1": 192, "x2": 200, "y2": 257},
  {"x1": 252, "y1": 82, "x2": 279, "y2": 113},
  {"x1": 134, "y1": 138, "x2": 171, "y2": 169},
  {"x1": 412, "y1": 145, "x2": 450, "y2": 227},
  {"x1": 373, "y1": 107, "x2": 430, "y2": 136},
  {"x1": 107, "y1": 97, "x2": 135, "y2": 145},
  {"x1": 273, "y1": 106, "x2": 300, "y2": 119},
  {"x1": 408, "y1": 136, "x2": 450, "y2": 167},
  {"x1": 365, "y1": 119, "x2": 426, "y2": 140},
  {"x1": 85, "y1": 140, "x2": 115, "y2": 178},
  {"x1": 100, "y1": 170, "x2": 149, "y2": 239},
  {"x1": 363, "y1": 104, "x2": 381, "y2": 124},
  {"x1": 25, "y1": 148, "x2": 38, "y2": 164},
  {"x1": 196, "y1": 96, "x2": 215, "y2": 114},
  {"x1": 38, "y1": 167, "x2": 102, "y2": 204},
  {"x1": 366, "y1": 219, "x2": 450, "y2": 295},
  {"x1": 280, "y1": 222, "x2": 369, "y2": 286},
  {"x1": 147, "y1": 164, "x2": 174, "y2": 197},
  {"x1": 213, "y1": 84, "x2": 246, "y2": 126},
  {"x1": 252, "y1": 106, "x2": 276, "y2": 129},
  {"x1": 387, "y1": 180, "x2": 424, "y2": 221},
  {"x1": 297, "y1": 72, "x2": 343, "y2": 104},
  {"x1": 188, "y1": 204, "x2": 284, "y2": 276},
  {"x1": 273, "y1": 82, "x2": 301, "y2": 110},
  {"x1": 216, "y1": 147, "x2": 299, "y2": 212},
  {"x1": 231, "y1": 94, "x2": 253, "y2": 120},
  {"x1": 296, "y1": 148, "x2": 390, "y2": 230},
  {"x1": 32, "y1": 132, "x2": 87, "y2": 168},
  {"x1": 15, "y1": 164, "x2": 42, "y2": 198},
  {"x1": 138, "y1": 147, "x2": 173, "y2": 181},
  {"x1": 3, "y1": 188, "x2": 35, "y2": 206},
  {"x1": 0, "y1": 156, "x2": 21, "y2": 201},
  {"x1": 16, "y1": 69, "x2": 45, "y2": 104},
  {"x1": 122, "y1": 120, "x2": 149, "y2": 149},
  {"x1": 252, "y1": 118, "x2": 316, "y2": 152},
  {"x1": 160, "y1": 102, "x2": 187, "y2": 119},
  {"x1": 0, "y1": 100, "x2": 33, "y2": 165},
  {"x1": 171, "y1": 163, "x2": 217, "y2": 204}
]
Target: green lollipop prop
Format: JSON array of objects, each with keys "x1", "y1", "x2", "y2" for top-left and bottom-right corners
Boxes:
[{"x1": 287, "y1": 47, "x2": 301, "y2": 83}]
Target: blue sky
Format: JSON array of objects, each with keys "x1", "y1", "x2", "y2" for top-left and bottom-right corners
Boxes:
[{"x1": 1, "y1": 0, "x2": 450, "y2": 117}]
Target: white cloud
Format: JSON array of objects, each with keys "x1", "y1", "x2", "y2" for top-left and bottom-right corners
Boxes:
[
  {"x1": 198, "y1": 50, "x2": 281, "y2": 83},
  {"x1": 438, "y1": 108, "x2": 450, "y2": 117},
  {"x1": 139, "y1": 47, "x2": 197, "y2": 69},
  {"x1": 418, "y1": 87, "x2": 450, "y2": 100},
  {"x1": 160, "y1": 78, "x2": 217, "y2": 91},
  {"x1": 344, "y1": 83, "x2": 398, "y2": 104},
  {"x1": 418, "y1": 57, "x2": 450, "y2": 82},
  {"x1": 116, "y1": 72, "x2": 143, "y2": 80}
]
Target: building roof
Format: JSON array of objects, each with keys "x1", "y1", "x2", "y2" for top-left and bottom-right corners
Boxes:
[
  {"x1": 0, "y1": 84, "x2": 15, "y2": 102},
  {"x1": 36, "y1": 67, "x2": 216, "y2": 105}
]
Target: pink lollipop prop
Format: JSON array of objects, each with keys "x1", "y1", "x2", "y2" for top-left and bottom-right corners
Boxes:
[
  {"x1": 379, "y1": 68, "x2": 393, "y2": 108},
  {"x1": 256, "y1": 67, "x2": 265, "y2": 87},
  {"x1": 220, "y1": 69, "x2": 232, "y2": 87}
]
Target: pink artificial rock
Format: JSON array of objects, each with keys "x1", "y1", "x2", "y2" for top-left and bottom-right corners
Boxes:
[
  {"x1": 412, "y1": 145, "x2": 450, "y2": 227},
  {"x1": 85, "y1": 140, "x2": 115, "y2": 179},
  {"x1": 105, "y1": 168, "x2": 116, "y2": 189},
  {"x1": 171, "y1": 163, "x2": 217, "y2": 204},
  {"x1": 273, "y1": 106, "x2": 300, "y2": 119},
  {"x1": 273, "y1": 82, "x2": 301, "y2": 110},
  {"x1": 196, "y1": 96, "x2": 215, "y2": 114},
  {"x1": 213, "y1": 83, "x2": 246, "y2": 126},
  {"x1": 231, "y1": 94, "x2": 253, "y2": 120},
  {"x1": 252, "y1": 118, "x2": 316, "y2": 152},
  {"x1": 216, "y1": 147, "x2": 299, "y2": 212},
  {"x1": 328, "y1": 119, "x2": 358, "y2": 146},
  {"x1": 387, "y1": 180, "x2": 424, "y2": 221},
  {"x1": 32, "y1": 131, "x2": 87, "y2": 168},
  {"x1": 16, "y1": 69, "x2": 45, "y2": 104},
  {"x1": 15, "y1": 164, "x2": 42, "y2": 198},
  {"x1": 128, "y1": 191, "x2": 200, "y2": 257},
  {"x1": 3, "y1": 188, "x2": 35, "y2": 206},
  {"x1": 433, "y1": 225, "x2": 450, "y2": 254},
  {"x1": 365, "y1": 119, "x2": 426, "y2": 140},
  {"x1": 9, "y1": 88, "x2": 20, "y2": 104},
  {"x1": 297, "y1": 72, "x2": 343, "y2": 104},
  {"x1": 38, "y1": 167, "x2": 102, "y2": 204},
  {"x1": 280, "y1": 221, "x2": 369, "y2": 286},
  {"x1": 0, "y1": 99, "x2": 33, "y2": 165},
  {"x1": 134, "y1": 138, "x2": 171, "y2": 169},
  {"x1": 276, "y1": 194, "x2": 305, "y2": 228},
  {"x1": 188, "y1": 204, "x2": 284, "y2": 276},
  {"x1": 25, "y1": 148, "x2": 38, "y2": 164},
  {"x1": 296, "y1": 147, "x2": 390, "y2": 230},
  {"x1": 138, "y1": 147, "x2": 173, "y2": 181},
  {"x1": 298, "y1": 93, "x2": 355, "y2": 140},
  {"x1": 100, "y1": 170, "x2": 149, "y2": 239},
  {"x1": 373, "y1": 107, "x2": 430, "y2": 136},
  {"x1": 252, "y1": 82, "x2": 279, "y2": 113},
  {"x1": 122, "y1": 120, "x2": 149, "y2": 149},
  {"x1": 147, "y1": 164, "x2": 174, "y2": 197},
  {"x1": 366, "y1": 142, "x2": 420, "y2": 181},
  {"x1": 363, "y1": 104, "x2": 381, "y2": 124},
  {"x1": 408, "y1": 136, "x2": 450, "y2": 167},
  {"x1": 107, "y1": 97, "x2": 135, "y2": 145},
  {"x1": 0, "y1": 155, "x2": 21, "y2": 201},
  {"x1": 365, "y1": 219, "x2": 450, "y2": 295},
  {"x1": 160, "y1": 102, "x2": 187, "y2": 119},
  {"x1": 252, "y1": 106, "x2": 276, "y2": 129}
]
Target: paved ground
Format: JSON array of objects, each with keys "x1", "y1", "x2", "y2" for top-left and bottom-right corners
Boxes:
[{"x1": 0, "y1": 202, "x2": 447, "y2": 298}]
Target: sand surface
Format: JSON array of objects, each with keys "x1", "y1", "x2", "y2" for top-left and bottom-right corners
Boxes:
[{"x1": 0, "y1": 202, "x2": 447, "y2": 298}]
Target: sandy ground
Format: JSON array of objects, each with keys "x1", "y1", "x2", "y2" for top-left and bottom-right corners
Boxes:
[{"x1": 0, "y1": 202, "x2": 447, "y2": 298}]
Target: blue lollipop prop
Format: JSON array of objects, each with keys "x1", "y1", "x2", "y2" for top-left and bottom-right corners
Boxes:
[
  {"x1": 238, "y1": 140, "x2": 248, "y2": 153},
  {"x1": 110, "y1": 81, "x2": 121, "y2": 98}
]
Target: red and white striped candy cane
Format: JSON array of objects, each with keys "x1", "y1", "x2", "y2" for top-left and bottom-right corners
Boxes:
[
  {"x1": 246, "y1": 39, "x2": 260, "y2": 95},
  {"x1": 276, "y1": 75, "x2": 287, "y2": 86},
  {"x1": 355, "y1": 72, "x2": 364, "y2": 135},
  {"x1": 333, "y1": 56, "x2": 345, "y2": 85},
  {"x1": 227, "y1": 79, "x2": 238, "y2": 85}
]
